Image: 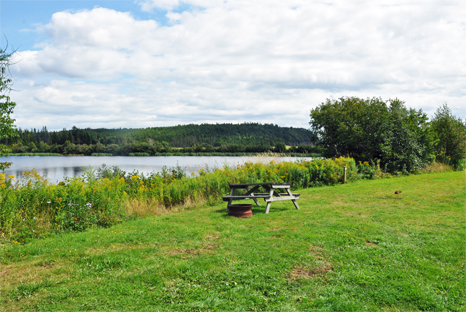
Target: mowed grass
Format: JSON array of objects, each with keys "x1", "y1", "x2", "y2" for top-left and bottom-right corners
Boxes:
[{"x1": 1, "y1": 171, "x2": 464, "y2": 311}]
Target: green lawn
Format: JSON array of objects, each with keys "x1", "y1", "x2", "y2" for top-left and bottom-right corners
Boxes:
[{"x1": 1, "y1": 171, "x2": 464, "y2": 311}]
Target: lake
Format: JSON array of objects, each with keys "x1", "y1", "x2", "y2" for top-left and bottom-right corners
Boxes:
[{"x1": 1, "y1": 155, "x2": 314, "y2": 183}]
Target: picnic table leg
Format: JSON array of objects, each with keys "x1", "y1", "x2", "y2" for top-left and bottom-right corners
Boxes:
[
  {"x1": 286, "y1": 188, "x2": 300, "y2": 210},
  {"x1": 246, "y1": 186, "x2": 260, "y2": 206},
  {"x1": 227, "y1": 187, "x2": 235, "y2": 212},
  {"x1": 265, "y1": 202, "x2": 272, "y2": 214},
  {"x1": 265, "y1": 187, "x2": 274, "y2": 214}
]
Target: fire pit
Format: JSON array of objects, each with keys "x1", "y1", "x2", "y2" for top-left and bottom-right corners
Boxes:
[{"x1": 227, "y1": 204, "x2": 253, "y2": 218}]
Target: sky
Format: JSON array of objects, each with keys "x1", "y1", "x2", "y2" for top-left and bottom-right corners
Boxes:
[{"x1": 1, "y1": 0, "x2": 465, "y2": 131}]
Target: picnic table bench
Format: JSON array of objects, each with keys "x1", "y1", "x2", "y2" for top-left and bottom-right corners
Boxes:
[{"x1": 222, "y1": 182, "x2": 300, "y2": 214}]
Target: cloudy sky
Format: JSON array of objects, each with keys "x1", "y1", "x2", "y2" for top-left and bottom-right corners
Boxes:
[{"x1": 1, "y1": 0, "x2": 465, "y2": 130}]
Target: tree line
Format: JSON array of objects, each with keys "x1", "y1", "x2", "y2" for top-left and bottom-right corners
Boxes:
[
  {"x1": 3, "y1": 123, "x2": 319, "y2": 156},
  {"x1": 310, "y1": 97, "x2": 466, "y2": 171}
]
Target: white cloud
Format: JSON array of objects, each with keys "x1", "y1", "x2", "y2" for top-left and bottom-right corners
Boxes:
[{"x1": 9, "y1": 1, "x2": 466, "y2": 130}]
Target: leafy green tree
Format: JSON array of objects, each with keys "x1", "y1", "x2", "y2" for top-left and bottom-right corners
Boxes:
[
  {"x1": 431, "y1": 104, "x2": 466, "y2": 169},
  {"x1": 310, "y1": 97, "x2": 434, "y2": 172},
  {"x1": 310, "y1": 97, "x2": 390, "y2": 160},
  {"x1": 274, "y1": 142, "x2": 287, "y2": 153},
  {"x1": 380, "y1": 99, "x2": 434, "y2": 172},
  {"x1": 0, "y1": 48, "x2": 17, "y2": 170}
]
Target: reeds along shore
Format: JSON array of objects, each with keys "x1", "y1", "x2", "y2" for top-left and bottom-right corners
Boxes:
[{"x1": 0, "y1": 156, "x2": 450, "y2": 243}]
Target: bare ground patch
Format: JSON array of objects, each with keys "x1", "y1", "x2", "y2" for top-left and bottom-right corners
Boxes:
[
  {"x1": 204, "y1": 233, "x2": 221, "y2": 240},
  {"x1": 309, "y1": 245, "x2": 323, "y2": 254},
  {"x1": 288, "y1": 263, "x2": 334, "y2": 281},
  {"x1": 287, "y1": 244, "x2": 333, "y2": 280},
  {"x1": 166, "y1": 244, "x2": 217, "y2": 256}
]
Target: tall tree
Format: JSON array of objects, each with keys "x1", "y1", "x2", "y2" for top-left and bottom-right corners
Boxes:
[
  {"x1": 310, "y1": 97, "x2": 390, "y2": 160},
  {"x1": 0, "y1": 47, "x2": 17, "y2": 171},
  {"x1": 310, "y1": 97, "x2": 434, "y2": 172},
  {"x1": 380, "y1": 99, "x2": 434, "y2": 172},
  {"x1": 431, "y1": 104, "x2": 466, "y2": 169}
]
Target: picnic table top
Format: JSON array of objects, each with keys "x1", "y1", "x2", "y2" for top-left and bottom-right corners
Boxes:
[{"x1": 229, "y1": 182, "x2": 290, "y2": 187}]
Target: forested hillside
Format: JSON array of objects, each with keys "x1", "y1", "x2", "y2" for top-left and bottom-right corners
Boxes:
[{"x1": 3, "y1": 123, "x2": 318, "y2": 156}]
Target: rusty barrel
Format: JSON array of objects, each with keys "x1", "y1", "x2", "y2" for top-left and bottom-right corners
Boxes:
[{"x1": 228, "y1": 204, "x2": 253, "y2": 218}]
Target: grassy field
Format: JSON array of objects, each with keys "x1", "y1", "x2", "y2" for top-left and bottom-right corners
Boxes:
[{"x1": 1, "y1": 171, "x2": 464, "y2": 311}]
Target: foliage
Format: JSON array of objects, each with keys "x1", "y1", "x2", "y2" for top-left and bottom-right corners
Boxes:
[
  {"x1": 0, "y1": 157, "x2": 357, "y2": 242},
  {"x1": 310, "y1": 97, "x2": 389, "y2": 160},
  {"x1": 7, "y1": 142, "x2": 322, "y2": 157},
  {"x1": 274, "y1": 141, "x2": 287, "y2": 153},
  {"x1": 8, "y1": 153, "x2": 61, "y2": 156},
  {"x1": 310, "y1": 97, "x2": 435, "y2": 172},
  {"x1": 4, "y1": 123, "x2": 315, "y2": 155},
  {"x1": 430, "y1": 103, "x2": 466, "y2": 169},
  {"x1": 0, "y1": 47, "x2": 17, "y2": 171},
  {"x1": 379, "y1": 99, "x2": 434, "y2": 172}
]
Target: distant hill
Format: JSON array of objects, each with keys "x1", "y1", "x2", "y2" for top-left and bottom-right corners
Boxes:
[{"x1": 13, "y1": 123, "x2": 313, "y2": 147}]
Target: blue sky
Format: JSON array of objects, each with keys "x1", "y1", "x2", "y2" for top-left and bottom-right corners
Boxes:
[
  {"x1": 1, "y1": 0, "x2": 465, "y2": 130},
  {"x1": 2, "y1": 1, "x2": 157, "y2": 50}
]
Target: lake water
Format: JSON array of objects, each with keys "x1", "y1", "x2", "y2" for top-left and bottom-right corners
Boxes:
[{"x1": 1, "y1": 155, "x2": 314, "y2": 183}]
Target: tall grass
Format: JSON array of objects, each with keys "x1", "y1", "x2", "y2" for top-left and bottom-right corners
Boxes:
[{"x1": 0, "y1": 156, "x2": 438, "y2": 243}]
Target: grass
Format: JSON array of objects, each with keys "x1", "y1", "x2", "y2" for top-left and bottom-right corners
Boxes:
[{"x1": 0, "y1": 171, "x2": 464, "y2": 311}]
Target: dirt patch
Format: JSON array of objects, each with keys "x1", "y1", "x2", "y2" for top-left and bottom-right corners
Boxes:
[
  {"x1": 0, "y1": 260, "x2": 71, "y2": 292},
  {"x1": 288, "y1": 263, "x2": 334, "y2": 280},
  {"x1": 365, "y1": 241, "x2": 378, "y2": 246},
  {"x1": 309, "y1": 245, "x2": 323, "y2": 254},
  {"x1": 269, "y1": 227, "x2": 284, "y2": 231},
  {"x1": 331, "y1": 200, "x2": 350, "y2": 207},
  {"x1": 37, "y1": 260, "x2": 55, "y2": 268},
  {"x1": 167, "y1": 244, "x2": 216, "y2": 255},
  {"x1": 204, "y1": 234, "x2": 220, "y2": 240},
  {"x1": 167, "y1": 249, "x2": 183, "y2": 255}
]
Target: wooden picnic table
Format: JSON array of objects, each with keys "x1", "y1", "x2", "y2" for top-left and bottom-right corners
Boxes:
[{"x1": 222, "y1": 182, "x2": 300, "y2": 214}]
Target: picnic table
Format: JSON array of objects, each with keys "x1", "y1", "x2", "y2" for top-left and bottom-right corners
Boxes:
[{"x1": 222, "y1": 182, "x2": 300, "y2": 214}]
